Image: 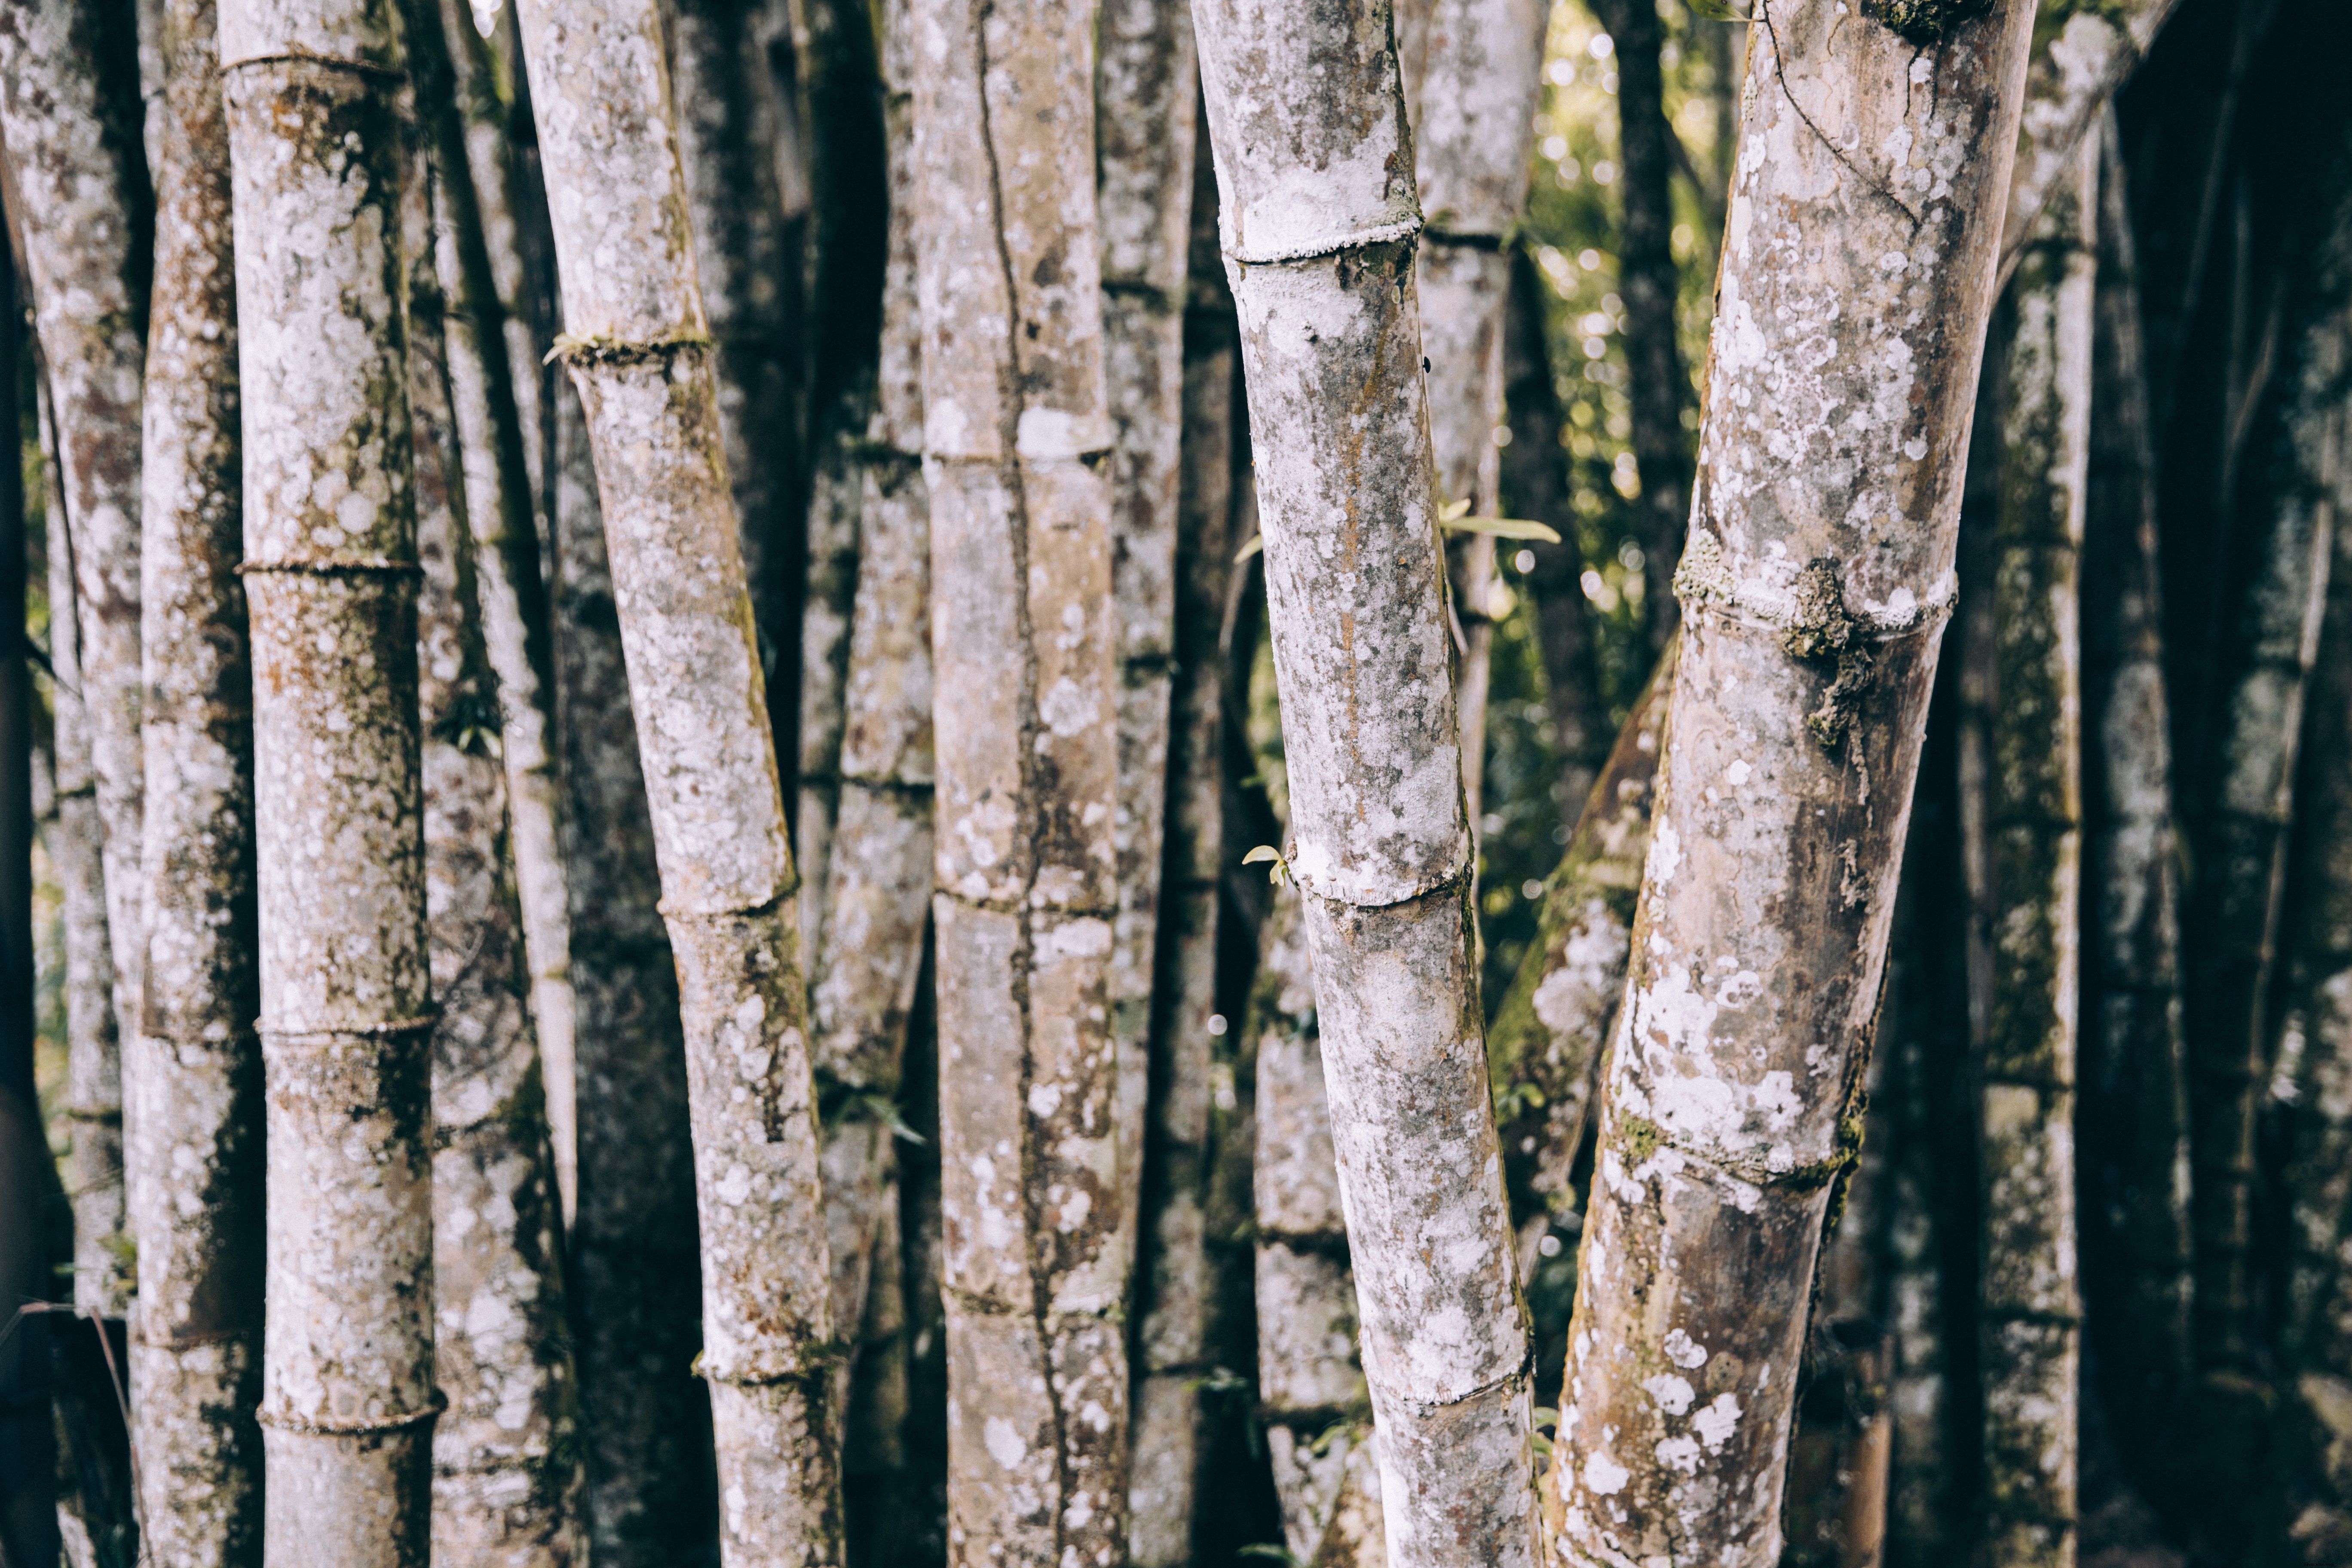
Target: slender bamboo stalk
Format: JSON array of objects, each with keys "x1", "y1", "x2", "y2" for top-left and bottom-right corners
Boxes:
[
  {"x1": 1548, "y1": 5, "x2": 2035, "y2": 1563},
  {"x1": 1400, "y1": 0, "x2": 1543, "y2": 823},
  {"x1": 1194, "y1": 0, "x2": 1539, "y2": 1554},
  {"x1": 220, "y1": 0, "x2": 435, "y2": 1552},
  {"x1": 1970, "y1": 136, "x2": 2095, "y2": 1568},
  {"x1": 126, "y1": 0, "x2": 266, "y2": 1552},
  {"x1": 1501, "y1": 244, "x2": 1607, "y2": 821},
  {"x1": 511, "y1": 0, "x2": 842, "y2": 1554},
  {"x1": 0, "y1": 0, "x2": 147, "y2": 1325},
  {"x1": 406, "y1": 156, "x2": 582, "y2": 1568},
  {"x1": 411, "y1": 0, "x2": 578, "y2": 1224},
  {"x1": 1485, "y1": 640, "x2": 1670, "y2": 1237},
  {"x1": 542, "y1": 334, "x2": 713, "y2": 1567},
  {"x1": 1586, "y1": 0, "x2": 1688, "y2": 655},
  {"x1": 0, "y1": 0, "x2": 150, "y2": 1201},
  {"x1": 2078, "y1": 109, "x2": 2193, "y2": 1489},
  {"x1": 1251, "y1": 894, "x2": 1386, "y2": 1568},
  {"x1": 812, "y1": 0, "x2": 931, "y2": 1485},
  {"x1": 910, "y1": 0, "x2": 1129, "y2": 1550}
]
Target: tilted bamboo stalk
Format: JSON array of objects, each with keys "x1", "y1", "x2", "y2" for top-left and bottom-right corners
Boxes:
[
  {"x1": 1586, "y1": 0, "x2": 1689, "y2": 654},
  {"x1": 1968, "y1": 136, "x2": 2095, "y2": 1568},
  {"x1": 1094, "y1": 0, "x2": 1208, "y2": 1548},
  {"x1": 219, "y1": 0, "x2": 436, "y2": 1550},
  {"x1": 406, "y1": 157, "x2": 582, "y2": 1568},
  {"x1": 1193, "y1": 0, "x2": 1539, "y2": 1553},
  {"x1": 1549, "y1": 5, "x2": 2035, "y2": 1564},
  {"x1": 1398, "y1": 0, "x2": 1543, "y2": 822},
  {"x1": 511, "y1": 0, "x2": 842, "y2": 1553},
  {"x1": 1251, "y1": 895, "x2": 1387, "y2": 1568},
  {"x1": 812, "y1": 0, "x2": 931, "y2": 1479},
  {"x1": 908, "y1": 0, "x2": 1130, "y2": 1549},
  {"x1": 2078, "y1": 109, "x2": 2193, "y2": 1488},
  {"x1": 1995, "y1": 0, "x2": 2182, "y2": 288},
  {"x1": 125, "y1": 0, "x2": 266, "y2": 1552},
  {"x1": 37, "y1": 381, "x2": 128, "y2": 1321},
  {"x1": 411, "y1": 0, "x2": 579, "y2": 1225},
  {"x1": 1485, "y1": 642, "x2": 1671, "y2": 1240},
  {"x1": 1502, "y1": 244, "x2": 1608, "y2": 820},
  {"x1": 0, "y1": 0, "x2": 147, "y2": 1319},
  {"x1": 0, "y1": 0, "x2": 149, "y2": 1210}
]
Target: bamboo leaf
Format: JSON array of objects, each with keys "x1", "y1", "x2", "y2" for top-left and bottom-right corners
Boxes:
[
  {"x1": 1241, "y1": 845, "x2": 1281, "y2": 864},
  {"x1": 1439, "y1": 496, "x2": 1475, "y2": 522},
  {"x1": 1440, "y1": 515, "x2": 1564, "y2": 543},
  {"x1": 1233, "y1": 532, "x2": 1264, "y2": 563}
]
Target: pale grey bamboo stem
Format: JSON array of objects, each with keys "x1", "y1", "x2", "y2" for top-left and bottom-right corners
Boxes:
[
  {"x1": 1251, "y1": 894, "x2": 1388, "y2": 1568},
  {"x1": 1193, "y1": 0, "x2": 1538, "y2": 1554},
  {"x1": 127, "y1": 0, "x2": 266, "y2": 1551},
  {"x1": 1548, "y1": 4, "x2": 2035, "y2": 1564},
  {"x1": 37, "y1": 383, "x2": 127, "y2": 1320},
  {"x1": 0, "y1": 0, "x2": 149, "y2": 1159},
  {"x1": 1971, "y1": 137, "x2": 2095, "y2": 1568},
  {"x1": 910, "y1": 0, "x2": 1130, "y2": 1550},
  {"x1": 220, "y1": 0, "x2": 437, "y2": 1553},
  {"x1": 511, "y1": 0, "x2": 843, "y2": 1554},
  {"x1": 1095, "y1": 0, "x2": 1207, "y2": 1551},
  {"x1": 407, "y1": 159, "x2": 582, "y2": 1568}
]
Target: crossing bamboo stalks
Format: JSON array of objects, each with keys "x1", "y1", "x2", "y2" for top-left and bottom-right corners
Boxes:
[
  {"x1": 1548, "y1": 5, "x2": 2035, "y2": 1563},
  {"x1": 220, "y1": 0, "x2": 436, "y2": 1551},
  {"x1": 908, "y1": 0, "x2": 1130, "y2": 1550},
  {"x1": 511, "y1": 0, "x2": 843, "y2": 1552},
  {"x1": 406, "y1": 163, "x2": 582, "y2": 1568},
  {"x1": 1193, "y1": 0, "x2": 1540, "y2": 1553},
  {"x1": 0, "y1": 0, "x2": 148, "y2": 1319},
  {"x1": 126, "y1": 0, "x2": 266, "y2": 1551}
]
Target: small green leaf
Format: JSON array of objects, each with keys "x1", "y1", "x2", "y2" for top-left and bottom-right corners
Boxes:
[
  {"x1": 1440, "y1": 515, "x2": 1564, "y2": 543},
  {"x1": 1233, "y1": 533, "x2": 1264, "y2": 563},
  {"x1": 1241, "y1": 845, "x2": 1281, "y2": 865},
  {"x1": 1439, "y1": 496, "x2": 1475, "y2": 522},
  {"x1": 1239, "y1": 1547, "x2": 1307, "y2": 1567}
]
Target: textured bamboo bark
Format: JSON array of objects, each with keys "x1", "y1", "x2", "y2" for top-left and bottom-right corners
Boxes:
[
  {"x1": 1251, "y1": 896, "x2": 1387, "y2": 1568},
  {"x1": 126, "y1": 0, "x2": 266, "y2": 1553},
  {"x1": 412, "y1": 0, "x2": 578, "y2": 1223},
  {"x1": 1127, "y1": 104, "x2": 1238, "y2": 1568},
  {"x1": 220, "y1": 0, "x2": 435, "y2": 1553},
  {"x1": 407, "y1": 164, "x2": 582, "y2": 1568},
  {"x1": 2078, "y1": 112, "x2": 2192, "y2": 1479},
  {"x1": 513, "y1": 0, "x2": 842, "y2": 1557},
  {"x1": 1549, "y1": 6, "x2": 2034, "y2": 1565},
  {"x1": 1194, "y1": 0, "x2": 1538, "y2": 1556},
  {"x1": 1502, "y1": 244, "x2": 1606, "y2": 821},
  {"x1": 36, "y1": 383, "x2": 128, "y2": 1322},
  {"x1": 1587, "y1": 0, "x2": 1689, "y2": 654},
  {"x1": 667, "y1": 0, "x2": 805, "y2": 767},
  {"x1": 1994, "y1": 0, "x2": 2181, "y2": 289},
  {"x1": 812, "y1": 0, "x2": 931, "y2": 1481},
  {"x1": 910, "y1": 0, "x2": 1128, "y2": 1551},
  {"x1": 0, "y1": 0, "x2": 150, "y2": 1156},
  {"x1": 1398, "y1": 0, "x2": 1541, "y2": 822},
  {"x1": 545, "y1": 350, "x2": 713, "y2": 1566},
  {"x1": 1966, "y1": 139, "x2": 2094, "y2": 1568},
  {"x1": 1486, "y1": 641, "x2": 1670, "y2": 1235},
  {"x1": 2183, "y1": 308, "x2": 2340, "y2": 1390}
]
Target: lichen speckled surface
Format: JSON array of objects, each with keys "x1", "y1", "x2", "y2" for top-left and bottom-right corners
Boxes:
[
  {"x1": 1194, "y1": 0, "x2": 1538, "y2": 1555},
  {"x1": 909, "y1": 0, "x2": 1130, "y2": 1553},
  {"x1": 511, "y1": 0, "x2": 841, "y2": 1552},
  {"x1": 221, "y1": 0, "x2": 440, "y2": 1550},
  {"x1": 1549, "y1": 4, "x2": 2035, "y2": 1565},
  {"x1": 128, "y1": 0, "x2": 267, "y2": 1553},
  {"x1": 0, "y1": 0, "x2": 151, "y2": 1305}
]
